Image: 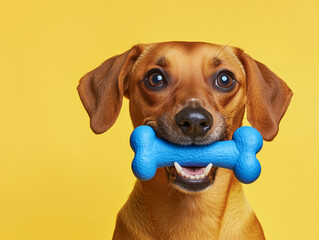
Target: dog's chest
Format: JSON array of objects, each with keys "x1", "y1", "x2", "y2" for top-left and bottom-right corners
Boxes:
[{"x1": 148, "y1": 197, "x2": 222, "y2": 240}]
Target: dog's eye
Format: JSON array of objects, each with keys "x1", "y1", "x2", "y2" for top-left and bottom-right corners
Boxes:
[
  {"x1": 145, "y1": 70, "x2": 167, "y2": 90},
  {"x1": 149, "y1": 73, "x2": 164, "y2": 87},
  {"x1": 215, "y1": 71, "x2": 236, "y2": 91}
]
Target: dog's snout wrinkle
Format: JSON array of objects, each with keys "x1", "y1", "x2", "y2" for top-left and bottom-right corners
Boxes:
[
  {"x1": 185, "y1": 98, "x2": 203, "y2": 108},
  {"x1": 175, "y1": 107, "x2": 213, "y2": 138}
]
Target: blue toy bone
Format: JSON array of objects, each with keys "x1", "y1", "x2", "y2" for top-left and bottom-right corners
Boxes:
[{"x1": 130, "y1": 125, "x2": 263, "y2": 184}]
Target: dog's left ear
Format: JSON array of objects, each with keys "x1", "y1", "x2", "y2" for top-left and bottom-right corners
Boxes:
[{"x1": 236, "y1": 49, "x2": 293, "y2": 141}]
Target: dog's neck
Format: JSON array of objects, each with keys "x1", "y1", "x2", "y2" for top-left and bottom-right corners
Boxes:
[{"x1": 137, "y1": 168, "x2": 253, "y2": 239}]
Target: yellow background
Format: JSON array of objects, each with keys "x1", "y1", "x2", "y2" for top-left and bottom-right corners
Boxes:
[{"x1": 0, "y1": 0, "x2": 318, "y2": 239}]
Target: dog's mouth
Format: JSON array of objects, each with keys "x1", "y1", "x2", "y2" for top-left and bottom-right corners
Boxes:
[
  {"x1": 166, "y1": 162, "x2": 218, "y2": 192},
  {"x1": 144, "y1": 118, "x2": 222, "y2": 192}
]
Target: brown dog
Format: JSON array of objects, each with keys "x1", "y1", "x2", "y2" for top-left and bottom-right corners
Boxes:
[{"x1": 78, "y1": 41, "x2": 292, "y2": 240}]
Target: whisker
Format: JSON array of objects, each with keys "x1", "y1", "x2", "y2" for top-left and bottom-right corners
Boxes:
[
  {"x1": 213, "y1": 35, "x2": 239, "y2": 59},
  {"x1": 224, "y1": 116, "x2": 248, "y2": 120},
  {"x1": 169, "y1": 184, "x2": 184, "y2": 200}
]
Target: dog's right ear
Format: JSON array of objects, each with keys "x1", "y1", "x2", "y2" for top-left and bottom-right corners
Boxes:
[{"x1": 77, "y1": 45, "x2": 143, "y2": 134}]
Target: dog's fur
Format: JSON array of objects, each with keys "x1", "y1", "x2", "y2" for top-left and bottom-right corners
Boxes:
[{"x1": 78, "y1": 42, "x2": 292, "y2": 240}]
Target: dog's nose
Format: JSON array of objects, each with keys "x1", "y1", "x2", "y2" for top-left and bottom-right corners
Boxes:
[{"x1": 175, "y1": 107, "x2": 213, "y2": 138}]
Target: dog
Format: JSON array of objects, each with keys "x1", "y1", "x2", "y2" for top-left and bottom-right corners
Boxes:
[{"x1": 77, "y1": 41, "x2": 292, "y2": 240}]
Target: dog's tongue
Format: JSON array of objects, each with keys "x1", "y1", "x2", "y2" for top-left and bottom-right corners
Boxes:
[{"x1": 182, "y1": 167, "x2": 205, "y2": 176}]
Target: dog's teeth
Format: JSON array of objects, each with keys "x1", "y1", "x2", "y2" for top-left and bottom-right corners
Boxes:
[
  {"x1": 204, "y1": 163, "x2": 213, "y2": 176},
  {"x1": 174, "y1": 162, "x2": 213, "y2": 180},
  {"x1": 174, "y1": 162, "x2": 182, "y2": 173}
]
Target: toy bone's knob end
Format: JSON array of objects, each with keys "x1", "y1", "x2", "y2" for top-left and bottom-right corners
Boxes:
[
  {"x1": 130, "y1": 125, "x2": 156, "y2": 151},
  {"x1": 233, "y1": 126, "x2": 263, "y2": 153},
  {"x1": 233, "y1": 126, "x2": 263, "y2": 184},
  {"x1": 234, "y1": 157, "x2": 261, "y2": 184},
  {"x1": 130, "y1": 125, "x2": 157, "y2": 181},
  {"x1": 131, "y1": 157, "x2": 157, "y2": 181}
]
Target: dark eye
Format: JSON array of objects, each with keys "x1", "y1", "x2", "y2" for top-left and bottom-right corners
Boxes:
[
  {"x1": 145, "y1": 70, "x2": 167, "y2": 90},
  {"x1": 215, "y1": 71, "x2": 236, "y2": 91}
]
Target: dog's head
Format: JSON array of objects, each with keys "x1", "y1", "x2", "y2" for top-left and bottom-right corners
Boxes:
[{"x1": 78, "y1": 42, "x2": 292, "y2": 192}]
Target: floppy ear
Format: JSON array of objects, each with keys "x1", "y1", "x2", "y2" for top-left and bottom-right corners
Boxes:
[
  {"x1": 77, "y1": 46, "x2": 142, "y2": 134},
  {"x1": 236, "y1": 49, "x2": 293, "y2": 141}
]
